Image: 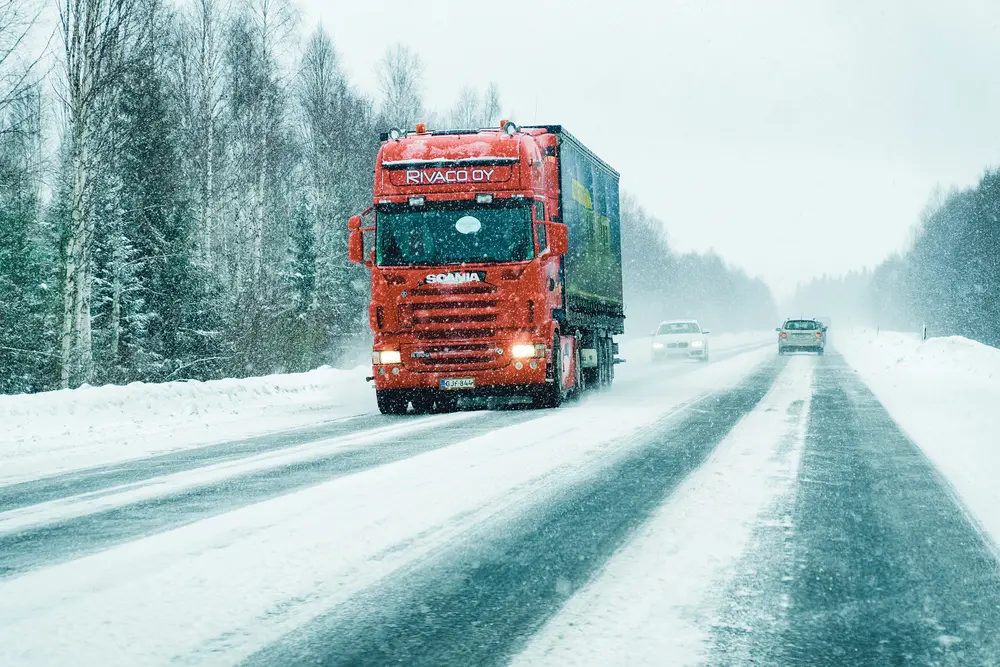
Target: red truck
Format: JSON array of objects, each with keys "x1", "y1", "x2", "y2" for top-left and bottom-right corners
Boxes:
[{"x1": 348, "y1": 121, "x2": 624, "y2": 414}]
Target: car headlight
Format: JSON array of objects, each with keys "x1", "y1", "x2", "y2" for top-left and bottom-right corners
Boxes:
[
  {"x1": 511, "y1": 343, "x2": 540, "y2": 359},
  {"x1": 691, "y1": 340, "x2": 704, "y2": 348},
  {"x1": 373, "y1": 349, "x2": 401, "y2": 364},
  {"x1": 652, "y1": 342, "x2": 664, "y2": 349}
]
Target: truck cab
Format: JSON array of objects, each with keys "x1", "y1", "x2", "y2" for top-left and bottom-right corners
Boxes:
[{"x1": 349, "y1": 122, "x2": 622, "y2": 414}]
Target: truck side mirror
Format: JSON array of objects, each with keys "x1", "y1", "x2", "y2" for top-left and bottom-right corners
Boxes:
[
  {"x1": 548, "y1": 223, "x2": 568, "y2": 257},
  {"x1": 348, "y1": 216, "x2": 364, "y2": 264}
]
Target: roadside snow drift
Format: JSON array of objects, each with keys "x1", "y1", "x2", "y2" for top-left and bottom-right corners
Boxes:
[
  {"x1": 0, "y1": 366, "x2": 372, "y2": 484},
  {"x1": 837, "y1": 331, "x2": 1000, "y2": 550}
]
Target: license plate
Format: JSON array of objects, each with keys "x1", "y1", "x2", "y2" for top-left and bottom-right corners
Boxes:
[{"x1": 440, "y1": 378, "x2": 475, "y2": 390}]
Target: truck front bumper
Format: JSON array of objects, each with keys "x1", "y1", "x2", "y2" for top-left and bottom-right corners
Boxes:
[{"x1": 372, "y1": 361, "x2": 549, "y2": 394}]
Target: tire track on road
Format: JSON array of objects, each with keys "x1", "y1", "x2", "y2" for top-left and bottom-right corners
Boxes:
[
  {"x1": 241, "y1": 358, "x2": 785, "y2": 667},
  {"x1": 0, "y1": 343, "x2": 773, "y2": 583},
  {"x1": 0, "y1": 413, "x2": 383, "y2": 512},
  {"x1": 711, "y1": 354, "x2": 1000, "y2": 666},
  {"x1": 0, "y1": 340, "x2": 767, "y2": 514},
  {"x1": 0, "y1": 411, "x2": 540, "y2": 580}
]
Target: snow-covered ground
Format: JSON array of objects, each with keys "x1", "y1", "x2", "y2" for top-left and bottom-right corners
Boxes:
[
  {"x1": 5, "y1": 331, "x2": 1000, "y2": 665},
  {"x1": 0, "y1": 367, "x2": 373, "y2": 484},
  {"x1": 0, "y1": 332, "x2": 771, "y2": 484},
  {"x1": 513, "y1": 356, "x2": 812, "y2": 667},
  {"x1": 0, "y1": 343, "x2": 775, "y2": 666},
  {"x1": 836, "y1": 330, "x2": 1000, "y2": 550}
]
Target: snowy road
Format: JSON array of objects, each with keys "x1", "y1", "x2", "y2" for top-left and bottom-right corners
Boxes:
[{"x1": 2, "y1": 341, "x2": 1000, "y2": 665}]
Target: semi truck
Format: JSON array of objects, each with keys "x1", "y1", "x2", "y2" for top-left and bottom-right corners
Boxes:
[{"x1": 348, "y1": 121, "x2": 625, "y2": 414}]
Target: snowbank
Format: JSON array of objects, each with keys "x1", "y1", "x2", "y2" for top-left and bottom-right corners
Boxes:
[
  {"x1": 837, "y1": 330, "x2": 1000, "y2": 550},
  {"x1": 0, "y1": 367, "x2": 373, "y2": 484}
]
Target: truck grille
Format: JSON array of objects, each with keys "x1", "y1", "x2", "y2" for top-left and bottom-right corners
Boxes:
[
  {"x1": 400, "y1": 291, "x2": 502, "y2": 335},
  {"x1": 414, "y1": 328, "x2": 496, "y2": 340},
  {"x1": 404, "y1": 342, "x2": 502, "y2": 370},
  {"x1": 398, "y1": 282, "x2": 504, "y2": 368},
  {"x1": 414, "y1": 313, "x2": 497, "y2": 325},
  {"x1": 409, "y1": 285, "x2": 497, "y2": 296}
]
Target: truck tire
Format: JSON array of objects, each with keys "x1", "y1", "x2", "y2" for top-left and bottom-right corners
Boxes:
[
  {"x1": 376, "y1": 389, "x2": 408, "y2": 415},
  {"x1": 535, "y1": 335, "x2": 564, "y2": 409},
  {"x1": 778, "y1": 346, "x2": 785, "y2": 356}
]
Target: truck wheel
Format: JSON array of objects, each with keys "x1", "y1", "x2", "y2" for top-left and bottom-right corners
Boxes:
[
  {"x1": 778, "y1": 347, "x2": 785, "y2": 356},
  {"x1": 535, "y1": 335, "x2": 564, "y2": 409},
  {"x1": 376, "y1": 389, "x2": 408, "y2": 415},
  {"x1": 600, "y1": 337, "x2": 615, "y2": 387}
]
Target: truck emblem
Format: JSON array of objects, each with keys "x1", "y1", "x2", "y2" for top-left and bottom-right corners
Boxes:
[
  {"x1": 410, "y1": 351, "x2": 431, "y2": 358},
  {"x1": 425, "y1": 271, "x2": 483, "y2": 285}
]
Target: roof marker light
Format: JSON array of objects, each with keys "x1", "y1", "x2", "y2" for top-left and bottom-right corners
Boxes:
[
  {"x1": 409, "y1": 196, "x2": 425, "y2": 206},
  {"x1": 476, "y1": 193, "x2": 493, "y2": 204},
  {"x1": 415, "y1": 122, "x2": 427, "y2": 133}
]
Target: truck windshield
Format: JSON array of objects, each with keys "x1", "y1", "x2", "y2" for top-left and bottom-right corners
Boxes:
[{"x1": 376, "y1": 205, "x2": 534, "y2": 266}]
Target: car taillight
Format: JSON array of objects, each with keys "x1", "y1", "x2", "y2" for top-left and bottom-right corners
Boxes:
[
  {"x1": 816, "y1": 332, "x2": 823, "y2": 337},
  {"x1": 780, "y1": 332, "x2": 787, "y2": 338}
]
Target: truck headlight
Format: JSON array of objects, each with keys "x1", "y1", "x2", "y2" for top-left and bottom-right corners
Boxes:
[
  {"x1": 511, "y1": 344, "x2": 538, "y2": 359},
  {"x1": 691, "y1": 340, "x2": 704, "y2": 348},
  {"x1": 373, "y1": 350, "x2": 401, "y2": 364}
]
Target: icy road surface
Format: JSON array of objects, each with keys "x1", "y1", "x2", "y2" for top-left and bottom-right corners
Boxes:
[{"x1": 2, "y1": 335, "x2": 1000, "y2": 666}]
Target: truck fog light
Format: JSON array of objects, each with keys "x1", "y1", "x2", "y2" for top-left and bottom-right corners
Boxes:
[
  {"x1": 376, "y1": 350, "x2": 401, "y2": 364},
  {"x1": 378, "y1": 368, "x2": 385, "y2": 375},
  {"x1": 391, "y1": 367, "x2": 400, "y2": 375},
  {"x1": 515, "y1": 361, "x2": 524, "y2": 370},
  {"x1": 511, "y1": 344, "x2": 536, "y2": 358},
  {"x1": 529, "y1": 361, "x2": 538, "y2": 369}
]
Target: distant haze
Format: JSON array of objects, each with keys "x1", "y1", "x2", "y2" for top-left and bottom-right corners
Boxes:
[{"x1": 300, "y1": 0, "x2": 1000, "y2": 300}]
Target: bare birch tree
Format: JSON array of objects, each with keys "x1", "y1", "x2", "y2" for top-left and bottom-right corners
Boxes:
[
  {"x1": 376, "y1": 43, "x2": 422, "y2": 130},
  {"x1": 58, "y1": 0, "x2": 143, "y2": 387},
  {"x1": 449, "y1": 82, "x2": 502, "y2": 129},
  {"x1": 0, "y1": 0, "x2": 48, "y2": 126},
  {"x1": 180, "y1": 0, "x2": 229, "y2": 267}
]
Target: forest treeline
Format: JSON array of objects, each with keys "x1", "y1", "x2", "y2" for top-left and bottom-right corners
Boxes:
[
  {"x1": 620, "y1": 195, "x2": 778, "y2": 336},
  {"x1": 0, "y1": 0, "x2": 776, "y2": 395},
  {"x1": 789, "y1": 171, "x2": 1000, "y2": 347}
]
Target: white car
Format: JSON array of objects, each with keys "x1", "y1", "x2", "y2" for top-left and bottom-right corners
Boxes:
[{"x1": 651, "y1": 320, "x2": 710, "y2": 362}]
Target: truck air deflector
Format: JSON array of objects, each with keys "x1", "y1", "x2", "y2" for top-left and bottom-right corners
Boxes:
[{"x1": 382, "y1": 157, "x2": 521, "y2": 169}]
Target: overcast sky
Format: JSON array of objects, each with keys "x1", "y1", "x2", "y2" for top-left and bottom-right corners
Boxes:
[{"x1": 297, "y1": 0, "x2": 1000, "y2": 300}]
